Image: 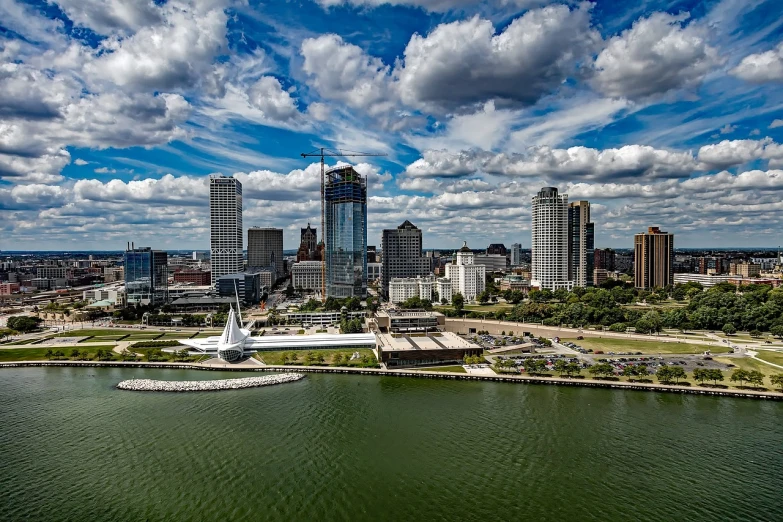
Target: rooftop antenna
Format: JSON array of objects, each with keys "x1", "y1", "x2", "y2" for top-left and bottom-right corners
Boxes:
[{"x1": 233, "y1": 279, "x2": 243, "y2": 328}]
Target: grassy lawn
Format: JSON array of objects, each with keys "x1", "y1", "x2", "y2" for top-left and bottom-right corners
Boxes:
[
  {"x1": 714, "y1": 357, "x2": 781, "y2": 387},
  {"x1": 53, "y1": 329, "x2": 125, "y2": 337},
  {"x1": 191, "y1": 331, "x2": 223, "y2": 338},
  {"x1": 415, "y1": 365, "x2": 467, "y2": 373},
  {"x1": 0, "y1": 346, "x2": 117, "y2": 362},
  {"x1": 560, "y1": 337, "x2": 727, "y2": 355},
  {"x1": 754, "y1": 350, "x2": 783, "y2": 367},
  {"x1": 255, "y1": 348, "x2": 377, "y2": 366}
]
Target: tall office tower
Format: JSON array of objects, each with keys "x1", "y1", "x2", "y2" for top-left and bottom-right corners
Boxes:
[
  {"x1": 594, "y1": 248, "x2": 616, "y2": 271},
  {"x1": 325, "y1": 165, "x2": 367, "y2": 298},
  {"x1": 568, "y1": 201, "x2": 595, "y2": 287},
  {"x1": 248, "y1": 227, "x2": 284, "y2": 278},
  {"x1": 510, "y1": 243, "x2": 522, "y2": 266},
  {"x1": 124, "y1": 245, "x2": 168, "y2": 305},
  {"x1": 209, "y1": 174, "x2": 243, "y2": 287},
  {"x1": 297, "y1": 223, "x2": 318, "y2": 262},
  {"x1": 634, "y1": 227, "x2": 674, "y2": 289},
  {"x1": 531, "y1": 187, "x2": 572, "y2": 290},
  {"x1": 445, "y1": 241, "x2": 486, "y2": 301},
  {"x1": 381, "y1": 220, "x2": 431, "y2": 297}
]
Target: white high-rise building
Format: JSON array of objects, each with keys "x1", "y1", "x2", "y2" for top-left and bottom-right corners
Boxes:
[
  {"x1": 436, "y1": 277, "x2": 452, "y2": 304},
  {"x1": 209, "y1": 175, "x2": 243, "y2": 287},
  {"x1": 445, "y1": 242, "x2": 486, "y2": 301},
  {"x1": 531, "y1": 187, "x2": 572, "y2": 291}
]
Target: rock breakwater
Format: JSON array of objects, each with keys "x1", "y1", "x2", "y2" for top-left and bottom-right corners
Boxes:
[{"x1": 117, "y1": 373, "x2": 305, "y2": 392}]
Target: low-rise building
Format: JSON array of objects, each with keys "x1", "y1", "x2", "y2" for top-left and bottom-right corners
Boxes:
[
  {"x1": 0, "y1": 282, "x2": 20, "y2": 295},
  {"x1": 374, "y1": 310, "x2": 445, "y2": 333},
  {"x1": 730, "y1": 262, "x2": 761, "y2": 278},
  {"x1": 83, "y1": 288, "x2": 126, "y2": 307},
  {"x1": 103, "y1": 267, "x2": 124, "y2": 283},
  {"x1": 375, "y1": 331, "x2": 482, "y2": 368},
  {"x1": 291, "y1": 261, "x2": 323, "y2": 292},
  {"x1": 283, "y1": 310, "x2": 366, "y2": 326},
  {"x1": 216, "y1": 272, "x2": 262, "y2": 304},
  {"x1": 388, "y1": 275, "x2": 435, "y2": 304},
  {"x1": 173, "y1": 269, "x2": 212, "y2": 285},
  {"x1": 593, "y1": 268, "x2": 609, "y2": 287},
  {"x1": 367, "y1": 262, "x2": 382, "y2": 282},
  {"x1": 499, "y1": 275, "x2": 531, "y2": 293},
  {"x1": 474, "y1": 254, "x2": 508, "y2": 272}
]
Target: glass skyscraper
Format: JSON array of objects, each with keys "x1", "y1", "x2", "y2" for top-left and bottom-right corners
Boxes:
[
  {"x1": 325, "y1": 165, "x2": 367, "y2": 298},
  {"x1": 124, "y1": 246, "x2": 168, "y2": 305}
]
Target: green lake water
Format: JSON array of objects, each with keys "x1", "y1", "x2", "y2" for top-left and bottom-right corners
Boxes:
[{"x1": 1, "y1": 367, "x2": 781, "y2": 521}]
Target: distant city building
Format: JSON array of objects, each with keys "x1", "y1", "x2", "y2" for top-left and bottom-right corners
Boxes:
[
  {"x1": 367, "y1": 262, "x2": 382, "y2": 282},
  {"x1": 594, "y1": 248, "x2": 616, "y2": 271},
  {"x1": 291, "y1": 261, "x2": 323, "y2": 292},
  {"x1": 673, "y1": 273, "x2": 731, "y2": 288},
  {"x1": 173, "y1": 269, "x2": 211, "y2": 285},
  {"x1": 216, "y1": 272, "x2": 261, "y2": 304},
  {"x1": 615, "y1": 252, "x2": 634, "y2": 273},
  {"x1": 381, "y1": 220, "x2": 430, "y2": 297},
  {"x1": 487, "y1": 243, "x2": 507, "y2": 256},
  {"x1": 697, "y1": 256, "x2": 728, "y2": 275},
  {"x1": 367, "y1": 245, "x2": 378, "y2": 264},
  {"x1": 388, "y1": 275, "x2": 435, "y2": 304},
  {"x1": 730, "y1": 262, "x2": 761, "y2": 278},
  {"x1": 531, "y1": 187, "x2": 572, "y2": 290},
  {"x1": 634, "y1": 227, "x2": 674, "y2": 289},
  {"x1": 209, "y1": 174, "x2": 243, "y2": 287},
  {"x1": 498, "y1": 274, "x2": 531, "y2": 293},
  {"x1": 593, "y1": 268, "x2": 609, "y2": 287},
  {"x1": 474, "y1": 254, "x2": 508, "y2": 272},
  {"x1": 103, "y1": 266, "x2": 124, "y2": 283},
  {"x1": 297, "y1": 223, "x2": 319, "y2": 262},
  {"x1": 36, "y1": 266, "x2": 68, "y2": 279},
  {"x1": 248, "y1": 227, "x2": 284, "y2": 278},
  {"x1": 83, "y1": 287, "x2": 125, "y2": 307},
  {"x1": 510, "y1": 243, "x2": 522, "y2": 266},
  {"x1": 0, "y1": 282, "x2": 20, "y2": 295},
  {"x1": 568, "y1": 200, "x2": 595, "y2": 287},
  {"x1": 435, "y1": 277, "x2": 452, "y2": 303},
  {"x1": 325, "y1": 165, "x2": 367, "y2": 298},
  {"x1": 124, "y1": 245, "x2": 168, "y2": 305},
  {"x1": 445, "y1": 241, "x2": 486, "y2": 301}
]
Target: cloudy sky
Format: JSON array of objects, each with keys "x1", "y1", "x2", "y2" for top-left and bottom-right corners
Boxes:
[{"x1": 1, "y1": 0, "x2": 783, "y2": 251}]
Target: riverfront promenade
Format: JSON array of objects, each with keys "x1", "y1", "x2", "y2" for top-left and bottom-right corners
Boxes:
[{"x1": 2, "y1": 360, "x2": 781, "y2": 401}]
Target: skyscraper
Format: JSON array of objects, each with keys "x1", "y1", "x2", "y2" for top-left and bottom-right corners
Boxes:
[
  {"x1": 381, "y1": 220, "x2": 431, "y2": 297},
  {"x1": 248, "y1": 227, "x2": 284, "y2": 278},
  {"x1": 445, "y1": 241, "x2": 486, "y2": 301},
  {"x1": 325, "y1": 165, "x2": 367, "y2": 298},
  {"x1": 568, "y1": 200, "x2": 595, "y2": 287},
  {"x1": 297, "y1": 223, "x2": 318, "y2": 262},
  {"x1": 510, "y1": 243, "x2": 522, "y2": 266},
  {"x1": 124, "y1": 245, "x2": 168, "y2": 305},
  {"x1": 209, "y1": 174, "x2": 243, "y2": 287},
  {"x1": 531, "y1": 187, "x2": 571, "y2": 291},
  {"x1": 634, "y1": 227, "x2": 674, "y2": 289},
  {"x1": 594, "y1": 248, "x2": 616, "y2": 271}
]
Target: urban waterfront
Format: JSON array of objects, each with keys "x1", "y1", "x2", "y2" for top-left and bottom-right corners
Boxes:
[{"x1": 1, "y1": 368, "x2": 782, "y2": 521}]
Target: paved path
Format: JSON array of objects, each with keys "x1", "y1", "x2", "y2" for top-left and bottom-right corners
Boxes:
[{"x1": 747, "y1": 350, "x2": 783, "y2": 370}]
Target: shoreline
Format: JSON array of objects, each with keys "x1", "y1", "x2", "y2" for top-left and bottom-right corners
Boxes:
[{"x1": 1, "y1": 360, "x2": 781, "y2": 401}]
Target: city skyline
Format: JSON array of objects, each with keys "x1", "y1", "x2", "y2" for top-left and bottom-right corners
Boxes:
[{"x1": 1, "y1": 0, "x2": 783, "y2": 251}]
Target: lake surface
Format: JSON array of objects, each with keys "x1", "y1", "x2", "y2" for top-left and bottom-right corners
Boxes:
[{"x1": 1, "y1": 367, "x2": 781, "y2": 521}]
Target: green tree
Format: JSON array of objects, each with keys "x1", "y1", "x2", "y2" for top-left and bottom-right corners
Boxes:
[
  {"x1": 477, "y1": 291, "x2": 490, "y2": 304},
  {"x1": 669, "y1": 366, "x2": 686, "y2": 383},
  {"x1": 730, "y1": 369, "x2": 749, "y2": 387},
  {"x1": 565, "y1": 362, "x2": 581, "y2": 377},
  {"x1": 656, "y1": 365, "x2": 673, "y2": 384},
  {"x1": 770, "y1": 325, "x2": 783, "y2": 339},
  {"x1": 770, "y1": 374, "x2": 783, "y2": 391},
  {"x1": 722, "y1": 323, "x2": 736, "y2": 336},
  {"x1": 70, "y1": 348, "x2": 80, "y2": 359},
  {"x1": 554, "y1": 359, "x2": 567, "y2": 376},
  {"x1": 749, "y1": 330, "x2": 762, "y2": 338},
  {"x1": 692, "y1": 368, "x2": 707, "y2": 384},
  {"x1": 622, "y1": 365, "x2": 636, "y2": 379},
  {"x1": 452, "y1": 293, "x2": 464, "y2": 313},
  {"x1": 6, "y1": 316, "x2": 43, "y2": 333},
  {"x1": 636, "y1": 364, "x2": 650, "y2": 379},
  {"x1": 747, "y1": 370, "x2": 765, "y2": 388},
  {"x1": 332, "y1": 353, "x2": 344, "y2": 366},
  {"x1": 45, "y1": 349, "x2": 53, "y2": 360}
]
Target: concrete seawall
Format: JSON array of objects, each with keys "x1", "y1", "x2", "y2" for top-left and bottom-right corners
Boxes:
[{"x1": 1, "y1": 361, "x2": 781, "y2": 401}]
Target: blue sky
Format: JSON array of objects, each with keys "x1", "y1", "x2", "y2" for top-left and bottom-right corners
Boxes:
[{"x1": 1, "y1": 0, "x2": 783, "y2": 251}]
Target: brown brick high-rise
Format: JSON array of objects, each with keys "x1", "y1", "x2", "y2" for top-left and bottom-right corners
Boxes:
[{"x1": 634, "y1": 227, "x2": 674, "y2": 289}]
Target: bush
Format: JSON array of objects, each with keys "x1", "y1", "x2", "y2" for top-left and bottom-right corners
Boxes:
[{"x1": 130, "y1": 340, "x2": 182, "y2": 348}]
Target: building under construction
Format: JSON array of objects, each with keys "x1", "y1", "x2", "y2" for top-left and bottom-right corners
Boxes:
[{"x1": 325, "y1": 165, "x2": 367, "y2": 298}]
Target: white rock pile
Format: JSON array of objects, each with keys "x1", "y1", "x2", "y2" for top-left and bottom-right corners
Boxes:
[{"x1": 117, "y1": 373, "x2": 305, "y2": 392}]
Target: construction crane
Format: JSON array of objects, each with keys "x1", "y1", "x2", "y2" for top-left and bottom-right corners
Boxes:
[{"x1": 300, "y1": 148, "x2": 387, "y2": 301}]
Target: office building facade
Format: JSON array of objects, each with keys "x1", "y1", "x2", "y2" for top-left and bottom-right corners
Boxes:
[
  {"x1": 568, "y1": 200, "x2": 595, "y2": 287},
  {"x1": 248, "y1": 227, "x2": 284, "y2": 278},
  {"x1": 216, "y1": 272, "x2": 261, "y2": 304},
  {"x1": 381, "y1": 220, "x2": 431, "y2": 297},
  {"x1": 634, "y1": 227, "x2": 674, "y2": 289},
  {"x1": 594, "y1": 248, "x2": 616, "y2": 271},
  {"x1": 531, "y1": 187, "x2": 572, "y2": 290},
  {"x1": 124, "y1": 246, "x2": 168, "y2": 305},
  {"x1": 510, "y1": 243, "x2": 522, "y2": 266},
  {"x1": 291, "y1": 261, "x2": 323, "y2": 292},
  {"x1": 325, "y1": 165, "x2": 367, "y2": 298},
  {"x1": 297, "y1": 223, "x2": 319, "y2": 262},
  {"x1": 209, "y1": 175, "x2": 243, "y2": 287}
]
